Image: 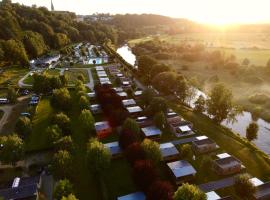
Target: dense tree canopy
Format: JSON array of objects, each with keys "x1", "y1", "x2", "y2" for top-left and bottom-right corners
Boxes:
[{"x1": 173, "y1": 184, "x2": 206, "y2": 200}]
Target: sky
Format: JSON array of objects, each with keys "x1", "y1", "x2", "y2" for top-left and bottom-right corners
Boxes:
[{"x1": 11, "y1": 0, "x2": 270, "y2": 25}]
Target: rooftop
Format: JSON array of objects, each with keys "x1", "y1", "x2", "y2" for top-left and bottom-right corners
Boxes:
[
  {"x1": 95, "y1": 66, "x2": 104, "y2": 71},
  {"x1": 160, "y1": 143, "x2": 179, "y2": 158},
  {"x1": 193, "y1": 138, "x2": 216, "y2": 146},
  {"x1": 206, "y1": 191, "x2": 221, "y2": 200},
  {"x1": 142, "y1": 126, "x2": 162, "y2": 137},
  {"x1": 95, "y1": 121, "x2": 111, "y2": 131},
  {"x1": 126, "y1": 106, "x2": 143, "y2": 114},
  {"x1": 117, "y1": 92, "x2": 128, "y2": 97},
  {"x1": 104, "y1": 142, "x2": 122, "y2": 156},
  {"x1": 167, "y1": 160, "x2": 197, "y2": 178},
  {"x1": 117, "y1": 192, "x2": 145, "y2": 200},
  {"x1": 178, "y1": 125, "x2": 192, "y2": 132},
  {"x1": 253, "y1": 182, "x2": 270, "y2": 200},
  {"x1": 122, "y1": 99, "x2": 136, "y2": 107},
  {"x1": 215, "y1": 156, "x2": 241, "y2": 168}
]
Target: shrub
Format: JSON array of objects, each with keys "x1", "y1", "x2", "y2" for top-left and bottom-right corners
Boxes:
[
  {"x1": 180, "y1": 144, "x2": 193, "y2": 160},
  {"x1": 119, "y1": 130, "x2": 138, "y2": 150},
  {"x1": 122, "y1": 118, "x2": 140, "y2": 136},
  {"x1": 52, "y1": 150, "x2": 73, "y2": 179},
  {"x1": 173, "y1": 183, "x2": 206, "y2": 200},
  {"x1": 52, "y1": 113, "x2": 71, "y2": 134},
  {"x1": 51, "y1": 88, "x2": 72, "y2": 111},
  {"x1": 147, "y1": 180, "x2": 174, "y2": 200},
  {"x1": 125, "y1": 142, "x2": 146, "y2": 164},
  {"x1": 133, "y1": 160, "x2": 158, "y2": 191},
  {"x1": 53, "y1": 179, "x2": 73, "y2": 200},
  {"x1": 15, "y1": 116, "x2": 32, "y2": 138},
  {"x1": 141, "y1": 139, "x2": 162, "y2": 164},
  {"x1": 46, "y1": 125, "x2": 63, "y2": 145},
  {"x1": 234, "y1": 174, "x2": 256, "y2": 199}
]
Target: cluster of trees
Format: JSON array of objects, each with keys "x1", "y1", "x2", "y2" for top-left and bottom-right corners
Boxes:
[
  {"x1": 0, "y1": 1, "x2": 116, "y2": 66},
  {"x1": 95, "y1": 84, "x2": 128, "y2": 126}
]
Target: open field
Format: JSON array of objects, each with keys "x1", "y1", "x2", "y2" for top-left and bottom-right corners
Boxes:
[
  {"x1": 45, "y1": 68, "x2": 61, "y2": 76},
  {"x1": 129, "y1": 33, "x2": 270, "y2": 66},
  {"x1": 64, "y1": 69, "x2": 89, "y2": 84},
  {"x1": 0, "y1": 66, "x2": 28, "y2": 87}
]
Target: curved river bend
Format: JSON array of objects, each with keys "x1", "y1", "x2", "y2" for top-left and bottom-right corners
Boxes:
[{"x1": 117, "y1": 45, "x2": 270, "y2": 155}]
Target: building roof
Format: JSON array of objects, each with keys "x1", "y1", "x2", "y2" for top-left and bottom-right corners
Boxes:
[
  {"x1": 117, "y1": 192, "x2": 145, "y2": 200},
  {"x1": 178, "y1": 125, "x2": 192, "y2": 132},
  {"x1": 134, "y1": 90, "x2": 143, "y2": 96},
  {"x1": 117, "y1": 92, "x2": 128, "y2": 97},
  {"x1": 95, "y1": 66, "x2": 104, "y2": 71},
  {"x1": 95, "y1": 121, "x2": 111, "y2": 131},
  {"x1": 90, "y1": 104, "x2": 101, "y2": 111},
  {"x1": 127, "y1": 106, "x2": 143, "y2": 114},
  {"x1": 216, "y1": 153, "x2": 231, "y2": 159},
  {"x1": 0, "y1": 176, "x2": 40, "y2": 200},
  {"x1": 99, "y1": 77, "x2": 110, "y2": 82},
  {"x1": 193, "y1": 138, "x2": 216, "y2": 146},
  {"x1": 104, "y1": 142, "x2": 122, "y2": 156},
  {"x1": 196, "y1": 136, "x2": 208, "y2": 140},
  {"x1": 87, "y1": 92, "x2": 96, "y2": 98},
  {"x1": 160, "y1": 143, "x2": 179, "y2": 158},
  {"x1": 214, "y1": 156, "x2": 241, "y2": 168},
  {"x1": 113, "y1": 87, "x2": 124, "y2": 92},
  {"x1": 206, "y1": 191, "x2": 221, "y2": 200},
  {"x1": 253, "y1": 182, "x2": 270, "y2": 200},
  {"x1": 142, "y1": 126, "x2": 162, "y2": 137},
  {"x1": 167, "y1": 160, "x2": 196, "y2": 178},
  {"x1": 122, "y1": 99, "x2": 136, "y2": 107},
  {"x1": 250, "y1": 178, "x2": 264, "y2": 187}
]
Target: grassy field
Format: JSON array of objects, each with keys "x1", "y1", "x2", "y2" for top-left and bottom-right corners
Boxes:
[
  {"x1": 64, "y1": 69, "x2": 89, "y2": 84},
  {"x1": 26, "y1": 98, "x2": 54, "y2": 151},
  {"x1": 45, "y1": 68, "x2": 61, "y2": 76},
  {"x1": 0, "y1": 66, "x2": 28, "y2": 87},
  {"x1": 23, "y1": 74, "x2": 34, "y2": 85}
]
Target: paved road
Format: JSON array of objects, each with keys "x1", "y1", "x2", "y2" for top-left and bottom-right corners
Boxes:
[
  {"x1": 18, "y1": 71, "x2": 32, "y2": 88},
  {"x1": 85, "y1": 68, "x2": 94, "y2": 90},
  {"x1": 199, "y1": 176, "x2": 236, "y2": 192}
]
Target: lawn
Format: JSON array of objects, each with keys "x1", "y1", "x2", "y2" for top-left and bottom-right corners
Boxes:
[
  {"x1": 0, "y1": 66, "x2": 28, "y2": 87},
  {"x1": 26, "y1": 98, "x2": 54, "y2": 151},
  {"x1": 45, "y1": 68, "x2": 61, "y2": 76},
  {"x1": 64, "y1": 69, "x2": 89, "y2": 84},
  {"x1": 23, "y1": 74, "x2": 34, "y2": 85}
]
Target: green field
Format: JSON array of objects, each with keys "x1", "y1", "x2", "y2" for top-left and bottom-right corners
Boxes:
[
  {"x1": 0, "y1": 66, "x2": 28, "y2": 87},
  {"x1": 64, "y1": 69, "x2": 89, "y2": 84},
  {"x1": 45, "y1": 68, "x2": 61, "y2": 76}
]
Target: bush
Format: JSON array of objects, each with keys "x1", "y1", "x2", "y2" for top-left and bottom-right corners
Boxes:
[
  {"x1": 141, "y1": 139, "x2": 162, "y2": 164},
  {"x1": 133, "y1": 160, "x2": 158, "y2": 191},
  {"x1": 52, "y1": 113, "x2": 71, "y2": 134},
  {"x1": 119, "y1": 130, "x2": 138, "y2": 150},
  {"x1": 249, "y1": 93, "x2": 270, "y2": 105},
  {"x1": 147, "y1": 180, "x2": 174, "y2": 200},
  {"x1": 54, "y1": 136, "x2": 74, "y2": 152},
  {"x1": 173, "y1": 183, "x2": 206, "y2": 200},
  {"x1": 180, "y1": 144, "x2": 193, "y2": 160},
  {"x1": 46, "y1": 125, "x2": 63, "y2": 145},
  {"x1": 51, "y1": 88, "x2": 72, "y2": 111},
  {"x1": 122, "y1": 118, "x2": 140, "y2": 136},
  {"x1": 52, "y1": 150, "x2": 73, "y2": 179},
  {"x1": 234, "y1": 174, "x2": 256, "y2": 199},
  {"x1": 15, "y1": 116, "x2": 32, "y2": 138},
  {"x1": 53, "y1": 179, "x2": 73, "y2": 200},
  {"x1": 125, "y1": 142, "x2": 146, "y2": 164}
]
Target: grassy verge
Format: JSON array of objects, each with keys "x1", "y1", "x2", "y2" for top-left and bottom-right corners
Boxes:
[
  {"x1": 0, "y1": 66, "x2": 28, "y2": 87},
  {"x1": 26, "y1": 98, "x2": 54, "y2": 151}
]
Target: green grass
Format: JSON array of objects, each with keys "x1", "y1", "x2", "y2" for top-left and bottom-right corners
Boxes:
[
  {"x1": 65, "y1": 69, "x2": 89, "y2": 84},
  {"x1": 45, "y1": 69, "x2": 61, "y2": 76},
  {"x1": 170, "y1": 102, "x2": 270, "y2": 180},
  {"x1": 0, "y1": 66, "x2": 28, "y2": 87},
  {"x1": 26, "y1": 98, "x2": 54, "y2": 151},
  {"x1": 23, "y1": 74, "x2": 34, "y2": 85}
]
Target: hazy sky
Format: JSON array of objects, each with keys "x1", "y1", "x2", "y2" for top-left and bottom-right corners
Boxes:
[{"x1": 12, "y1": 0, "x2": 270, "y2": 25}]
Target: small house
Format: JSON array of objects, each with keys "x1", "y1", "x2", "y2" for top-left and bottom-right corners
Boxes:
[
  {"x1": 87, "y1": 92, "x2": 96, "y2": 98},
  {"x1": 160, "y1": 143, "x2": 180, "y2": 162},
  {"x1": 253, "y1": 182, "x2": 270, "y2": 200},
  {"x1": 117, "y1": 192, "x2": 145, "y2": 200},
  {"x1": 95, "y1": 121, "x2": 112, "y2": 139},
  {"x1": 192, "y1": 138, "x2": 217, "y2": 154},
  {"x1": 113, "y1": 87, "x2": 124, "y2": 93},
  {"x1": 169, "y1": 120, "x2": 193, "y2": 136},
  {"x1": 167, "y1": 160, "x2": 197, "y2": 185},
  {"x1": 134, "y1": 90, "x2": 143, "y2": 99},
  {"x1": 117, "y1": 92, "x2": 128, "y2": 99},
  {"x1": 141, "y1": 126, "x2": 162, "y2": 140},
  {"x1": 213, "y1": 156, "x2": 242, "y2": 176},
  {"x1": 136, "y1": 116, "x2": 153, "y2": 128},
  {"x1": 122, "y1": 99, "x2": 136, "y2": 107},
  {"x1": 95, "y1": 66, "x2": 104, "y2": 71},
  {"x1": 104, "y1": 142, "x2": 122, "y2": 158},
  {"x1": 0, "y1": 98, "x2": 9, "y2": 104},
  {"x1": 90, "y1": 104, "x2": 102, "y2": 114},
  {"x1": 126, "y1": 106, "x2": 143, "y2": 117}
]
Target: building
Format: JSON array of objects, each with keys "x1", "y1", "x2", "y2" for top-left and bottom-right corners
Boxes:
[
  {"x1": 141, "y1": 126, "x2": 162, "y2": 140},
  {"x1": 104, "y1": 142, "x2": 122, "y2": 158},
  {"x1": 126, "y1": 106, "x2": 143, "y2": 117},
  {"x1": 95, "y1": 121, "x2": 112, "y2": 139},
  {"x1": 134, "y1": 90, "x2": 143, "y2": 99},
  {"x1": 122, "y1": 99, "x2": 136, "y2": 107},
  {"x1": 0, "y1": 176, "x2": 41, "y2": 200},
  {"x1": 167, "y1": 160, "x2": 197, "y2": 184},
  {"x1": 95, "y1": 66, "x2": 104, "y2": 71},
  {"x1": 87, "y1": 92, "x2": 96, "y2": 99},
  {"x1": 206, "y1": 191, "x2": 232, "y2": 200},
  {"x1": 97, "y1": 71, "x2": 108, "y2": 78},
  {"x1": 169, "y1": 120, "x2": 194, "y2": 137},
  {"x1": 117, "y1": 192, "x2": 145, "y2": 200},
  {"x1": 192, "y1": 138, "x2": 217, "y2": 154},
  {"x1": 160, "y1": 143, "x2": 180, "y2": 162},
  {"x1": 253, "y1": 182, "x2": 270, "y2": 200},
  {"x1": 136, "y1": 116, "x2": 154, "y2": 128},
  {"x1": 213, "y1": 156, "x2": 242, "y2": 176},
  {"x1": 0, "y1": 98, "x2": 9, "y2": 104},
  {"x1": 166, "y1": 112, "x2": 183, "y2": 125},
  {"x1": 117, "y1": 92, "x2": 128, "y2": 99},
  {"x1": 90, "y1": 104, "x2": 102, "y2": 114}
]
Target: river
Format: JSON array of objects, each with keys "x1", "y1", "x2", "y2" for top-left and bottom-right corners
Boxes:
[{"x1": 116, "y1": 45, "x2": 270, "y2": 155}]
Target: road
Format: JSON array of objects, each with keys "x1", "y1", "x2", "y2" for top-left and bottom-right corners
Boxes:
[
  {"x1": 18, "y1": 71, "x2": 32, "y2": 88},
  {"x1": 199, "y1": 176, "x2": 236, "y2": 192},
  {"x1": 85, "y1": 68, "x2": 94, "y2": 90}
]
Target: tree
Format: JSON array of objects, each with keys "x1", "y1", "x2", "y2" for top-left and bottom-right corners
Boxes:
[
  {"x1": 46, "y1": 125, "x2": 62, "y2": 144},
  {"x1": 173, "y1": 184, "x2": 206, "y2": 200},
  {"x1": 147, "y1": 180, "x2": 173, "y2": 200},
  {"x1": 180, "y1": 144, "x2": 193, "y2": 160},
  {"x1": 3, "y1": 39, "x2": 29, "y2": 66},
  {"x1": 15, "y1": 116, "x2": 32, "y2": 138},
  {"x1": 0, "y1": 134, "x2": 24, "y2": 165},
  {"x1": 242, "y1": 58, "x2": 250, "y2": 66},
  {"x1": 141, "y1": 88, "x2": 155, "y2": 107},
  {"x1": 175, "y1": 75, "x2": 189, "y2": 103},
  {"x1": 194, "y1": 95, "x2": 206, "y2": 113},
  {"x1": 141, "y1": 139, "x2": 162, "y2": 164},
  {"x1": 53, "y1": 33, "x2": 70, "y2": 48},
  {"x1": 234, "y1": 174, "x2": 256, "y2": 199},
  {"x1": 147, "y1": 97, "x2": 167, "y2": 116},
  {"x1": 51, "y1": 88, "x2": 72, "y2": 111},
  {"x1": 52, "y1": 113, "x2": 71, "y2": 134},
  {"x1": 119, "y1": 130, "x2": 138, "y2": 150},
  {"x1": 50, "y1": 76, "x2": 63, "y2": 90},
  {"x1": 125, "y1": 142, "x2": 146, "y2": 164},
  {"x1": 79, "y1": 109, "x2": 95, "y2": 134},
  {"x1": 207, "y1": 83, "x2": 234, "y2": 124},
  {"x1": 246, "y1": 122, "x2": 259, "y2": 141},
  {"x1": 122, "y1": 118, "x2": 140, "y2": 136},
  {"x1": 200, "y1": 156, "x2": 213, "y2": 173},
  {"x1": 7, "y1": 87, "x2": 17, "y2": 103},
  {"x1": 61, "y1": 194, "x2": 78, "y2": 200},
  {"x1": 54, "y1": 136, "x2": 74, "y2": 152},
  {"x1": 154, "y1": 111, "x2": 166, "y2": 129},
  {"x1": 79, "y1": 95, "x2": 89, "y2": 110},
  {"x1": 77, "y1": 73, "x2": 85, "y2": 82},
  {"x1": 53, "y1": 179, "x2": 73, "y2": 200},
  {"x1": 52, "y1": 150, "x2": 73, "y2": 178},
  {"x1": 138, "y1": 55, "x2": 157, "y2": 83},
  {"x1": 86, "y1": 138, "x2": 111, "y2": 175},
  {"x1": 133, "y1": 159, "x2": 158, "y2": 191}
]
